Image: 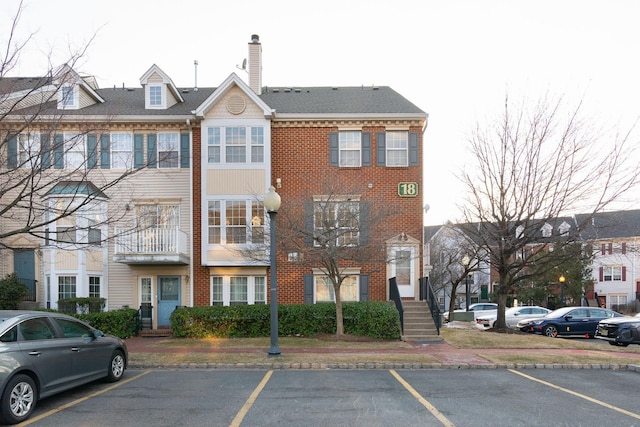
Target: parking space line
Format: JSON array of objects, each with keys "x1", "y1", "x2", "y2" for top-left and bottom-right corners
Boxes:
[
  {"x1": 508, "y1": 369, "x2": 640, "y2": 421},
  {"x1": 389, "y1": 370, "x2": 456, "y2": 427},
  {"x1": 229, "y1": 370, "x2": 273, "y2": 427},
  {"x1": 19, "y1": 370, "x2": 151, "y2": 426}
]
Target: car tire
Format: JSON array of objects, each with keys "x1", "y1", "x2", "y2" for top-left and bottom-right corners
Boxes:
[
  {"x1": 0, "y1": 374, "x2": 37, "y2": 425},
  {"x1": 543, "y1": 325, "x2": 558, "y2": 338},
  {"x1": 105, "y1": 350, "x2": 125, "y2": 382}
]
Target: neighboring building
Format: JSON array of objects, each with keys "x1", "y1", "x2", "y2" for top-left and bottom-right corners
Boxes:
[
  {"x1": 425, "y1": 210, "x2": 640, "y2": 312},
  {"x1": 1, "y1": 35, "x2": 428, "y2": 324}
]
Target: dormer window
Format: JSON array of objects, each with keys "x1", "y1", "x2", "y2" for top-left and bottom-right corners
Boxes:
[
  {"x1": 58, "y1": 84, "x2": 78, "y2": 109},
  {"x1": 149, "y1": 85, "x2": 163, "y2": 107},
  {"x1": 541, "y1": 223, "x2": 552, "y2": 238}
]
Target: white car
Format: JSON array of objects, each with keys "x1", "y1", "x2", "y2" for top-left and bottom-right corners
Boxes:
[
  {"x1": 476, "y1": 306, "x2": 551, "y2": 330},
  {"x1": 443, "y1": 303, "x2": 497, "y2": 322}
]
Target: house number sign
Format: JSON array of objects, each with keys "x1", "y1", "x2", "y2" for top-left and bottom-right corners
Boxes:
[{"x1": 398, "y1": 182, "x2": 418, "y2": 197}]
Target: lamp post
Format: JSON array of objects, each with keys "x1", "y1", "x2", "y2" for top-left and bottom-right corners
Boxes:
[
  {"x1": 558, "y1": 275, "x2": 565, "y2": 308},
  {"x1": 264, "y1": 186, "x2": 281, "y2": 358},
  {"x1": 462, "y1": 256, "x2": 471, "y2": 311}
]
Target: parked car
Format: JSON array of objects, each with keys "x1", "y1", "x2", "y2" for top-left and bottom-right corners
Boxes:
[
  {"x1": 516, "y1": 306, "x2": 623, "y2": 338},
  {"x1": 0, "y1": 311, "x2": 128, "y2": 424},
  {"x1": 443, "y1": 303, "x2": 497, "y2": 322},
  {"x1": 595, "y1": 314, "x2": 640, "y2": 346},
  {"x1": 476, "y1": 306, "x2": 551, "y2": 330}
]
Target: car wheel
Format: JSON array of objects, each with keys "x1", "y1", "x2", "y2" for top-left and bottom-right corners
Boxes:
[
  {"x1": 105, "y1": 350, "x2": 125, "y2": 382},
  {"x1": 543, "y1": 325, "x2": 558, "y2": 338},
  {"x1": 0, "y1": 374, "x2": 37, "y2": 425}
]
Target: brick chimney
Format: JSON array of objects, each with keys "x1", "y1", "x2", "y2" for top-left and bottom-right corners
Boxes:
[{"x1": 248, "y1": 34, "x2": 262, "y2": 95}]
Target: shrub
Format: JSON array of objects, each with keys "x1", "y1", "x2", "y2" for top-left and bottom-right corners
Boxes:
[
  {"x1": 170, "y1": 302, "x2": 401, "y2": 339},
  {"x1": 75, "y1": 308, "x2": 139, "y2": 339},
  {"x1": 0, "y1": 273, "x2": 28, "y2": 309}
]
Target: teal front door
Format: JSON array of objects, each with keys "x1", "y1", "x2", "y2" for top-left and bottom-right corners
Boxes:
[{"x1": 157, "y1": 276, "x2": 180, "y2": 326}]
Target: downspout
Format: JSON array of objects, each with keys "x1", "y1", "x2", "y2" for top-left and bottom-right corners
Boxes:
[{"x1": 187, "y1": 117, "x2": 194, "y2": 307}]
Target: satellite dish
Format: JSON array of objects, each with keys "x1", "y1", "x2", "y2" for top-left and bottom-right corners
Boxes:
[{"x1": 236, "y1": 58, "x2": 248, "y2": 73}]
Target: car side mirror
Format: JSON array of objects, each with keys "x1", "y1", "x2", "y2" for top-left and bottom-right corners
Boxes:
[
  {"x1": 93, "y1": 330, "x2": 104, "y2": 339},
  {"x1": 564, "y1": 315, "x2": 573, "y2": 321}
]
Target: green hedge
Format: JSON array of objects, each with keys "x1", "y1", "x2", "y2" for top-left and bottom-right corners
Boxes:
[
  {"x1": 57, "y1": 297, "x2": 106, "y2": 314},
  {"x1": 69, "y1": 308, "x2": 138, "y2": 339},
  {"x1": 170, "y1": 302, "x2": 401, "y2": 339}
]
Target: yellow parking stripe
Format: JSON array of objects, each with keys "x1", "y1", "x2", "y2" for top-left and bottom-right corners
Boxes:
[
  {"x1": 19, "y1": 370, "x2": 151, "y2": 426},
  {"x1": 508, "y1": 369, "x2": 640, "y2": 420},
  {"x1": 389, "y1": 370, "x2": 456, "y2": 427},
  {"x1": 229, "y1": 370, "x2": 273, "y2": 427}
]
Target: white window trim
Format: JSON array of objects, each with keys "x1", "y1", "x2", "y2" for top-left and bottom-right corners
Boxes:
[
  {"x1": 385, "y1": 131, "x2": 408, "y2": 167},
  {"x1": 311, "y1": 267, "x2": 361, "y2": 303},
  {"x1": 209, "y1": 275, "x2": 266, "y2": 306},
  {"x1": 206, "y1": 198, "x2": 264, "y2": 246},
  {"x1": 58, "y1": 84, "x2": 78, "y2": 109},
  {"x1": 339, "y1": 131, "x2": 361, "y2": 167},
  {"x1": 146, "y1": 84, "x2": 165, "y2": 109}
]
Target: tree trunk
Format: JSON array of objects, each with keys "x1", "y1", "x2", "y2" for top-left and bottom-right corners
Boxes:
[
  {"x1": 335, "y1": 284, "x2": 344, "y2": 336},
  {"x1": 494, "y1": 283, "x2": 509, "y2": 329}
]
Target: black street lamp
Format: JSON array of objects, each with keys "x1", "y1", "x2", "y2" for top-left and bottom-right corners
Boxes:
[
  {"x1": 462, "y1": 256, "x2": 471, "y2": 311},
  {"x1": 264, "y1": 186, "x2": 282, "y2": 358}
]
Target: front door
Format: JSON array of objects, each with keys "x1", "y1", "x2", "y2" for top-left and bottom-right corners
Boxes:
[
  {"x1": 157, "y1": 276, "x2": 180, "y2": 326},
  {"x1": 14, "y1": 249, "x2": 36, "y2": 300}
]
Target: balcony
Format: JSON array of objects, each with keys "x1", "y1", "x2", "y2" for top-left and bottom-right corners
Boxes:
[{"x1": 114, "y1": 227, "x2": 189, "y2": 265}]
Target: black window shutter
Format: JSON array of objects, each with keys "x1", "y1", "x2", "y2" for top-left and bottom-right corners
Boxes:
[
  {"x1": 304, "y1": 202, "x2": 314, "y2": 246},
  {"x1": 361, "y1": 132, "x2": 371, "y2": 166},
  {"x1": 304, "y1": 275, "x2": 314, "y2": 304},
  {"x1": 409, "y1": 132, "x2": 419, "y2": 166},
  {"x1": 180, "y1": 133, "x2": 190, "y2": 168},
  {"x1": 359, "y1": 201, "x2": 370, "y2": 246},
  {"x1": 7, "y1": 134, "x2": 17, "y2": 168},
  {"x1": 147, "y1": 134, "x2": 157, "y2": 168},
  {"x1": 359, "y1": 275, "x2": 369, "y2": 301},
  {"x1": 87, "y1": 134, "x2": 98, "y2": 169},
  {"x1": 40, "y1": 134, "x2": 51, "y2": 169},
  {"x1": 53, "y1": 134, "x2": 64, "y2": 169},
  {"x1": 376, "y1": 132, "x2": 386, "y2": 166},
  {"x1": 134, "y1": 134, "x2": 144, "y2": 168},
  {"x1": 100, "y1": 134, "x2": 110, "y2": 169},
  {"x1": 329, "y1": 132, "x2": 339, "y2": 166}
]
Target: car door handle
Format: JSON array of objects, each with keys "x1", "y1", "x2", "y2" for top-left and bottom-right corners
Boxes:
[
  {"x1": 28, "y1": 351, "x2": 41, "y2": 356},
  {"x1": 71, "y1": 347, "x2": 80, "y2": 352}
]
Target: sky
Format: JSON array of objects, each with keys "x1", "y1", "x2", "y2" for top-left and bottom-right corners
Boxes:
[{"x1": 3, "y1": 0, "x2": 640, "y2": 225}]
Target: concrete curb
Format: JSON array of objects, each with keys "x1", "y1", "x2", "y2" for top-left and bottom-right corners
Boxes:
[{"x1": 128, "y1": 362, "x2": 640, "y2": 371}]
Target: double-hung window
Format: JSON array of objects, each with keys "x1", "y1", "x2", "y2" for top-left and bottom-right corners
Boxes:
[
  {"x1": 149, "y1": 85, "x2": 162, "y2": 106},
  {"x1": 89, "y1": 276, "x2": 101, "y2": 298},
  {"x1": 385, "y1": 131, "x2": 408, "y2": 166},
  {"x1": 207, "y1": 200, "x2": 264, "y2": 245},
  {"x1": 157, "y1": 133, "x2": 179, "y2": 168},
  {"x1": 210, "y1": 276, "x2": 266, "y2": 306},
  {"x1": 17, "y1": 133, "x2": 41, "y2": 167},
  {"x1": 314, "y1": 200, "x2": 360, "y2": 247},
  {"x1": 206, "y1": 126, "x2": 265, "y2": 164},
  {"x1": 603, "y1": 266, "x2": 622, "y2": 281},
  {"x1": 339, "y1": 131, "x2": 361, "y2": 167},
  {"x1": 315, "y1": 276, "x2": 358, "y2": 302},
  {"x1": 65, "y1": 133, "x2": 85, "y2": 169},
  {"x1": 111, "y1": 133, "x2": 133, "y2": 169},
  {"x1": 58, "y1": 276, "x2": 77, "y2": 300}
]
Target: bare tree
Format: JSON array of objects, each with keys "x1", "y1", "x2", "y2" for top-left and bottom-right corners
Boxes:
[
  {"x1": 427, "y1": 223, "x2": 483, "y2": 317},
  {"x1": 0, "y1": 2, "x2": 148, "y2": 249},
  {"x1": 273, "y1": 178, "x2": 399, "y2": 336},
  {"x1": 459, "y1": 94, "x2": 639, "y2": 329}
]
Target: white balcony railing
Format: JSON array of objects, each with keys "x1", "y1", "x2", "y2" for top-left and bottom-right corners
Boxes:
[{"x1": 114, "y1": 227, "x2": 187, "y2": 255}]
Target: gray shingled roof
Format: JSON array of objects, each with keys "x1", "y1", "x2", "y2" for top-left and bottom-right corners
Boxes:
[
  {"x1": 260, "y1": 86, "x2": 426, "y2": 115},
  {"x1": 2, "y1": 78, "x2": 426, "y2": 118},
  {"x1": 576, "y1": 210, "x2": 640, "y2": 240}
]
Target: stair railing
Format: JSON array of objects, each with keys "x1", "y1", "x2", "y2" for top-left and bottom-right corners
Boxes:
[
  {"x1": 420, "y1": 277, "x2": 442, "y2": 335},
  {"x1": 388, "y1": 277, "x2": 404, "y2": 334}
]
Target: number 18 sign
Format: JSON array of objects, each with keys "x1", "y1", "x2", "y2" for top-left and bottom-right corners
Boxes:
[{"x1": 398, "y1": 182, "x2": 418, "y2": 197}]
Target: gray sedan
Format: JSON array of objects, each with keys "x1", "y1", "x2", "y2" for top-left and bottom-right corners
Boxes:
[{"x1": 0, "y1": 310, "x2": 127, "y2": 424}]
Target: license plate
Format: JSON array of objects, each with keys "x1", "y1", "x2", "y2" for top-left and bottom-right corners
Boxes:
[{"x1": 600, "y1": 329, "x2": 608, "y2": 336}]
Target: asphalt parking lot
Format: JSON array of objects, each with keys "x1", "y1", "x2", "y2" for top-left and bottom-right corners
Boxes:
[{"x1": 20, "y1": 368, "x2": 640, "y2": 427}]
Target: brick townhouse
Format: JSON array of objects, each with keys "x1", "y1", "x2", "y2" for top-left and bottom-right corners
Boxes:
[{"x1": 1, "y1": 35, "x2": 428, "y2": 326}]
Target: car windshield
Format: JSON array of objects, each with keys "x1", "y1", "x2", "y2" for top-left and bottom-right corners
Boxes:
[{"x1": 544, "y1": 307, "x2": 579, "y2": 318}]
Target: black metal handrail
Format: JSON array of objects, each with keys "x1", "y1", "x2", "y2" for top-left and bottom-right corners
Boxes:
[
  {"x1": 17, "y1": 277, "x2": 37, "y2": 302},
  {"x1": 420, "y1": 276, "x2": 441, "y2": 335},
  {"x1": 389, "y1": 277, "x2": 404, "y2": 333}
]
